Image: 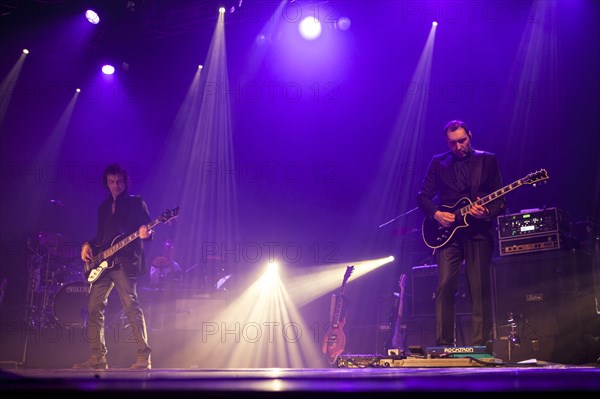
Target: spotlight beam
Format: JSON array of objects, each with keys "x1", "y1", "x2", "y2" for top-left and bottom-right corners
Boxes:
[
  {"x1": 355, "y1": 24, "x2": 437, "y2": 254},
  {"x1": 189, "y1": 265, "x2": 325, "y2": 367},
  {"x1": 156, "y1": 3, "x2": 240, "y2": 276},
  {"x1": 286, "y1": 256, "x2": 395, "y2": 308},
  {"x1": 0, "y1": 52, "x2": 28, "y2": 126}
]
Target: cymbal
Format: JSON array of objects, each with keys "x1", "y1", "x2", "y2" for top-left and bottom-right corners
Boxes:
[
  {"x1": 36, "y1": 231, "x2": 76, "y2": 260},
  {"x1": 37, "y1": 231, "x2": 66, "y2": 248}
]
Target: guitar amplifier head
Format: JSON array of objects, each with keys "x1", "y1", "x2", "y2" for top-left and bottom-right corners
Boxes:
[
  {"x1": 497, "y1": 208, "x2": 569, "y2": 240},
  {"x1": 498, "y1": 233, "x2": 563, "y2": 256}
]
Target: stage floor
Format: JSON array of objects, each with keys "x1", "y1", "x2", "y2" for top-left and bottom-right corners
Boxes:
[{"x1": 2, "y1": 361, "x2": 600, "y2": 397}]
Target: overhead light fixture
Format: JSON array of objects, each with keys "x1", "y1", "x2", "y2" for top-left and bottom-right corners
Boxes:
[
  {"x1": 299, "y1": 17, "x2": 322, "y2": 41},
  {"x1": 101, "y1": 65, "x2": 115, "y2": 75},
  {"x1": 85, "y1": 10, "x2": 100, "y2": 25}
]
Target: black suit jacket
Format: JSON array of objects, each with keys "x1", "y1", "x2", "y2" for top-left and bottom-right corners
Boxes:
[{"x1": 416, "y1": 149, "x2": 506, "y2": 241}]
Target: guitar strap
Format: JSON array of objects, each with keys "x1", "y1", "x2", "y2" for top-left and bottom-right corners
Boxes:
[{"x1": 469, "y1": 150, "x2": 483, "y2": 200}]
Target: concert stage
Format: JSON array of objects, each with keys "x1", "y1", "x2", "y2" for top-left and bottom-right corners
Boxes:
[{"x1": 2, "y1": 362, "x2": 600, "y2": 397}]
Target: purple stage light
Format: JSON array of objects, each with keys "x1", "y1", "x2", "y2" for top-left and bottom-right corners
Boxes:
[
  {"x1": 85, "y1": 10, "x2": 100, "y2": 25},
  {"x1": 101, "y1": 65, "x2": 115, "y2": 75},
  {"x1": 299, "y1": 16, "x2": 322, "y2": 41},
  {"x1": 256, "y1": 33, "x2": 267, "y2": 45}
]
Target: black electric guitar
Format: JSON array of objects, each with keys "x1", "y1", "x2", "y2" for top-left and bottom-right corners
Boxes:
[
  {"x1": 422, "y1": 169, "x2": 549, "y2": 249},
  {"x1": 84, "y1": 207, "x2": 180, "y2": 284},
  {"x1": 322, "y1": 265, "x2": 354, "y2": 365}
]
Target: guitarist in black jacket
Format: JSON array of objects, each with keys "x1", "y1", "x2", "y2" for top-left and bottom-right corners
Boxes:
[
  {"x1": 417, "y1": 120, "x2": 506, "y2": 348},
  {"x1": 73, "y1": 163, "x2": 154, "y2": 370}
]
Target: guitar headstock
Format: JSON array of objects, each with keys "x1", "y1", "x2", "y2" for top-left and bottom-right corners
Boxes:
[
  {"x1": 160, "y1": 207, "x2": 180, "y2": 223},
  {"x1": 399, "y1": 273, "x2": 406, "y2": 289},
  {"x1": 343, "y1": 265, "x2": 354, "y2": 283},
  {"x1": 523, "y1": 169, "x2": 549, "y2": 186}
]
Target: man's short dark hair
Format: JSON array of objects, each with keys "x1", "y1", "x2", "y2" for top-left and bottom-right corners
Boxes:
[
  {"x1": 443, "y1": 120, "x2": 471, "y2": 137},
  {"x1": 102, "y1": 163, "x2": 129, "y2": 190}
]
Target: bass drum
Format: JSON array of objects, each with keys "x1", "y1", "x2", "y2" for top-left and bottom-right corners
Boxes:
[
  {"x1": 53, "y1": 281, "x2": 89, "y2": 328},
  {"x1": 53, "y1": 281, "x2": 124, "y2": 329}
]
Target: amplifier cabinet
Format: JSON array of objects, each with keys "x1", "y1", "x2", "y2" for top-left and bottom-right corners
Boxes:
[
  {"x1": 492, "y1": 250, "x2": 598, "y2": 364},
  {"x1": 411, "y1": 263, "x2": 471, "y2": 316}
]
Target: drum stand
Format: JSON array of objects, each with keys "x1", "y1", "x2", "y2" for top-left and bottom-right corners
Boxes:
[
  {"x1": 25, "y1": 255, "x2": 57, "y2": 329},
  {"x1": 496, "y1": 312, "x2": 522, "y2": 362},
  {"x1": 13, "y1": 243, "x2": 43, "y2": 368},
  {"x1": 19, "y1": 246, "x2": 60, "y2": 367}
]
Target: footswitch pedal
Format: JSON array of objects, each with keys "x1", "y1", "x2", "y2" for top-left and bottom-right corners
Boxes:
[{"x1": 426, "y1": 346, "x2": 490, "y2": 358}]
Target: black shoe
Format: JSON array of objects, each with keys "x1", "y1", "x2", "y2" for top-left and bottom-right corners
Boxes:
[
  {"x1": 130, "y1": 354, "x2": 151, "y2": 370},
  {"x1": 73, "y1": 356, "x2": 108, "y2": 370}
]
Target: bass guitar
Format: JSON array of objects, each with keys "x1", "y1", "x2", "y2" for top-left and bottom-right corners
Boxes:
[
  {"x1": 84, "y1": 207, "x2": 180, "y2": 284},
  {"x1": 322, "y1": 265, "x2": 354, "y2": 365},
  {"x1": 422, "y1": 169, "x2": 548, "y2": 249}
]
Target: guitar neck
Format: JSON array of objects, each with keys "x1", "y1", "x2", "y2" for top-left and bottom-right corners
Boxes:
[
  {"x1": 95, "y1": 219, "x2": 160, "y2": 262},
  {"x1": 459, "y1": 178, "x2": 524, "y2": 216},
  {"x1": 330, "y1": 266, "x2": 354, "y2": 326},
  {"x1": 395, "y1": 274, "x2": 406, "y2": 318},
  {"x1": 331, "y1": 285, "x2": 347, "y2": 325}
]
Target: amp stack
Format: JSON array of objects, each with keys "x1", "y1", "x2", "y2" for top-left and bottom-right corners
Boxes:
[
  {"x1": 496, "y1": 207, "x2": 571, "y2": 256},
  {"x1": 492, "y1": 207, "x2": 598, "y2": 364}
]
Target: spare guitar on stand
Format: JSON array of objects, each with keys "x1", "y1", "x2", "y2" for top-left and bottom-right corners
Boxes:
[
  {"x1": 322, "y1": 265, "x2": 354, "y2": 365},
  {"x1": 388, "y1": 273, "x2": 407, "y2": 355}
]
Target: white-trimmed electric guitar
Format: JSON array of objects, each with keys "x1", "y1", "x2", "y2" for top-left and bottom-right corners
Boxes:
[{"x1": 84, "y1": 207, "x2": 179, "y2": 283}]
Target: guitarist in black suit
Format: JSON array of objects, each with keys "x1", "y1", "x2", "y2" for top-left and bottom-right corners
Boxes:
[
  {"x1": 73, "y1": 163, "x2": 154, "y2": 370},
  {"x1": 416, "y1": 120, "x2": 506, "y2": 348}
]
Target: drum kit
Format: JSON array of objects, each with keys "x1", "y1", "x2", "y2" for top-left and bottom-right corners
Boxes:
[
  {"x1": 24, "y1": 233, "x2": 231, "y2": 330},
  {"x1": 25, "y1": 231, "x2": 89, "y2": 329}
]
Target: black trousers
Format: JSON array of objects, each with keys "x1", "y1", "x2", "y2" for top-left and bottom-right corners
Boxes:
[
  {"x1": 85, "y1": 265, "x2": 151, "y2": 358},
  {"x1": 435, "y1": 238, "x2": 493, "y2": 346}
]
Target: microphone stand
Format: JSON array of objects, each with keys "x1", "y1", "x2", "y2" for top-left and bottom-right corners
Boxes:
[
  {"x1": 378, "y1": 207, "x2": 419, "y2": 229},
  {"x1": 376, "y1": 207, "x2": 419, "y2": 355}
]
